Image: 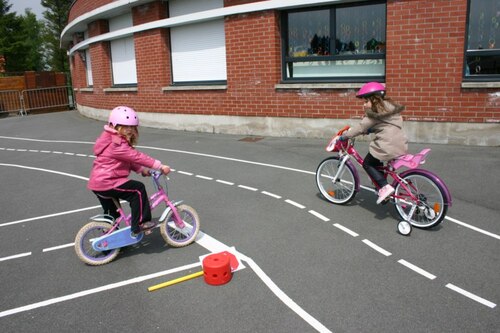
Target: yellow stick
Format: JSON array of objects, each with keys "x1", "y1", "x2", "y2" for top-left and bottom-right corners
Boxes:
[{"x1": 148, "y1": 271, "x2": 204, "y2": 292}]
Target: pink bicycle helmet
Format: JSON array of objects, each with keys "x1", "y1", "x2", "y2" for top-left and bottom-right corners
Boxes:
[
  {"x1": 356, "y1": 82, "x2": 385, "y2": 98},
  {"x1": 108, "y1": 106, "x2": 139, "y2": 127}
]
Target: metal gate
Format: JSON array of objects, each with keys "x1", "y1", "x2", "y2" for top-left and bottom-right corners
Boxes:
[{"x1": 0, "y1": 86, "x2": 74, "y2": 117}]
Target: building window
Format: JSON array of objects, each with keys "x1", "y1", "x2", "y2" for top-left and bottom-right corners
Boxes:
[
  {"x1": 109, "y1": 14, "x2": 137, "y2": 86},
  {"x1": 169, "y1": 0, "x2": 227, "y2": 85},
  {"x1": 282, "y1": 1, "x2": 386, "y2": 82},
  {"x1": 464, "y1": 0, "x2": 500, "y2": 80}
]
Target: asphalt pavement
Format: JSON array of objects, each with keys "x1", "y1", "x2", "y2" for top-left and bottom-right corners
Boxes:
[{"x1": 0, "y1": 111, "x2": 499, "y2": 332}]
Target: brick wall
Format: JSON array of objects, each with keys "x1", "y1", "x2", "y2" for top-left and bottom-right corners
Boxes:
[{"x1": 70, "y1": 0, "x2": 499, "y2": 127}]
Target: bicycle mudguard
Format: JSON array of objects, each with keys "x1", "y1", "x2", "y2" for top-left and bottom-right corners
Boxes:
[
  {"x1": 158, "y1": 200, "x2": 184, "y2": 222},
  {"x1": 89, "y1": 214, "x2": 115, "y2": 224},
  {"x1": 91, "y1": 226, "x2": 144, "y2": 251},
  {"x1": 395, "y1": 169, "x2": 452, "y2": 206}
]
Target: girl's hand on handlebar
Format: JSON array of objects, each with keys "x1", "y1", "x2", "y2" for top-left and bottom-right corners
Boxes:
[
  {"x1": 141, "y1": 168, "x2": 151, "y2": 177},
  {"x1": 161, "y1": 165, "x2": 171, "y2": 175}
]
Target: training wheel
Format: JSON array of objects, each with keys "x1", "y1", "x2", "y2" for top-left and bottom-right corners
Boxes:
[{"x1": 397, "y1": 221, "x2": 412, "y2": 236}]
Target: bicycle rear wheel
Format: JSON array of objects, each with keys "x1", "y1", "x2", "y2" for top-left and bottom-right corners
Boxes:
[
  {"x1": 74, "y1": 221, "x2": 120, "y2": 265},
  {"x1": 394, "y1": 171, "x2": 448, "y2": 229},
  {"x1": 316, "y1": 156, "x2": 357, "y2": 204},
  {"x1": 160, "y1": 204, "x2": 200, "y2": 247}
]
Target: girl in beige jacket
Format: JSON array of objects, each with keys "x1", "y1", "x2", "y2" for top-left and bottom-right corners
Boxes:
[{"x1": 342, "y1": 82, "x2": 408, "y2": 204}]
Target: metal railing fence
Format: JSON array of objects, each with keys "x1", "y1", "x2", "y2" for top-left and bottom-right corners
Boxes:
[{"x1": 0, "y1": 86, "x2": 74, "y2": 117}]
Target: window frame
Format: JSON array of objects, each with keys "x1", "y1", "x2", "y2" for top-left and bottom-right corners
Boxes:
[
  {"x1": 463, "y1": 0, "x2": 500, "y2": 82},
  {"x1": 281, "y1": 1, "x2": 387, "y2": 83}
]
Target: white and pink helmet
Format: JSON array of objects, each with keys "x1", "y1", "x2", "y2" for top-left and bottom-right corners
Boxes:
[
  {"x1": 356, "y1": 82, "x2": 386, "y2": 98},
  {"x1": 108, "y1": 106, "x2": 139, "y2": 127}
]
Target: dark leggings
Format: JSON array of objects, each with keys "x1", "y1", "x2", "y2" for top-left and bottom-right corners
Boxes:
[
  {"x1": 362, "y1": 153, "x2": 388, "y2": 189},
  {"x1": 93, "y1": 179, "x2": 151, "y2": 234}
]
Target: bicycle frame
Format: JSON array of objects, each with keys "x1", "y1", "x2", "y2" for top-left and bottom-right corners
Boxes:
[{"x1": 90, "y1": 172, "x2": 185, "y2": 237}]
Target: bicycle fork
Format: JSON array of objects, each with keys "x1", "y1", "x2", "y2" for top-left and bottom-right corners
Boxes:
[
  {"x1": 332, "y1": 154, "x2": 350, "y2": 184},
  {"x1": 159, "y1": 200, "x2": 186, "y2": 228}
]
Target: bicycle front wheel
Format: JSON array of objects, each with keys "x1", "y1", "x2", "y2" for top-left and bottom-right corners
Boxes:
[
  {"x1": 394, "y1": 171, "x2": 448, "y2": 229},
  {"x1": 316, "y1": 156, "x2": 357, "y2": 204},
  {"x1": 160, "y1": 204, "x2": 200, "y2": 247},
  {"x1": 74, "y1": 221, "x2": 120, "y2": 265}
]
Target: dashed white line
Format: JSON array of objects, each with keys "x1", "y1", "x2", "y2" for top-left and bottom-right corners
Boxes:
[
  {"x1": 261, "y1": 191, "x2": 281, "y2": 199},
  {"x1": 195, "y1": 175, "x2": 213, "y2": 180},
  {"x1": 285, "y1": 199, "x2": 306, "y2": 209},
  {"x1": 0, "y1": 252, "x2": 32, "y2": 261},
  {"x1": 64, "y1": 152, "x2": 75, "y2": 156},
  {"x1": 333, "y1": 223, "x2": 359, "y2": 237},
  {"x1": 308, "y1": 210, "x2": 330, "y2": 222},
  {"x1": 76, "y1": 154, "x2": 88, "y2": 157},
  {"x1": 40, "y1": 150, "x2": 51, "y2": 153},
  {"x1": 398, "y1": 259, "x2": 436, "y2": 280},
  {"x1": 17, "y1": 149, "x2": 27, "y2": 152},
  {"x1": 52, "y1": 151, "x2": 63, "y2": 154},
  {"x1": 28, "y1": 149, "x2": 39, "y2": 152},
  {"x1": 177, "y1": 171, "x2": 193, "y2": 176},
  {"x1": 43, "y1": 243, "x2": 75, "y2": 252},
  {"x1": 362, "y1": 239, "x2": 392, "y2": 256},
  {"x1": 216, "y1": 179, "x2": 234, "y2": 186},
  {"x1": 447, "y1": 216, "x2": 500, "y2": 240},
  {"x1": 446, "y1": 283, "x2": 496, "y2": 308},
  {"x1": 238, "y1": 185, "x2": 258, "y2": 191}
]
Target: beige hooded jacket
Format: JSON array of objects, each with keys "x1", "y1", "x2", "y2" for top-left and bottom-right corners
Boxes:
[{"x1": 343, "y1": 100, "x2": 408, "y2": 161}]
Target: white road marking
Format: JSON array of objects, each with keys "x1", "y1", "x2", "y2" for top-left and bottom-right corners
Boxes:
[
  {"x1": 285, "y1": 199, "x2": 305, "y2": 209},
  {"x1": 43, "y1": 243, "x2": 75, "y2": 252},
  {"x1": 0, "y1": 252, "x2": 32, "y2": 261},
  {"x1": 261, "y1": 191, "x2": 281, "y2": 199},
  {"x1": 362, "y1": 239, "x2": 392, "y2": 256},
  {"x1": 398, "y1": 259, "x2": 436, "y2": 280},
  {"x1": 216, "y1": 179, "x2": 234, "y2": 185},
  {"x1": 238, "y1": 185, "x2": 258, "y2": 191},
  {"x1": 445, "y1": 283, "x2": 496, "y2": 308},
  {"x1": 195, "y1": 174, "x2": 213, "y2": 180},
  {"x1": 447, "y1": 216, "x2": 500, "y2": 240},
  {"x1": 0, "y1": 262, "x2": 202, "y2": 318},
  {"x1": 333, "y1": 223, "x2": 359, "y2": 237},
  {"x1": 308, "y1": 210, "x2": 330, "y2": 222},
  {"x1": 177, "y1": 171, "x2": 193, "y2": 176}
]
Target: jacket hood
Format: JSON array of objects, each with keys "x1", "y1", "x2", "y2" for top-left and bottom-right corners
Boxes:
[
  {"x1": 366, "y1": 100, "x2": 405, "y2": 120},
  {"x1": 93, "y1": 125, "x2": 122, "y2": 156}
]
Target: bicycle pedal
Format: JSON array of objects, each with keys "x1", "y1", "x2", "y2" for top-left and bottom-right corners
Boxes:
[{"x1": 144, "y1": 229, "x2": 153, "y2": 236}]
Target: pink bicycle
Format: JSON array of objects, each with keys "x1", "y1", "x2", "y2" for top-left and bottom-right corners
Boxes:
[
  {"x1": 316, "y1": 126, "x2": 452, "y2": 235},
  {"x1": 75, "y1": 171, "x2": 200, "y2": 265}
]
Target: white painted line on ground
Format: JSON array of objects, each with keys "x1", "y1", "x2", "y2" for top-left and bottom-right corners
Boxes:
[
  {"x1": 239, "y1": 253, "x2": 332, "y2": 333},
  {"x1": 0, "y1": 262, "x2": 202, "y2": 318},
  {"x1": 285, "y1": 199, "x2": 306, "y2": 209},
  {"x1": 28, "y1": 150, "x2": 39, "y2": 152},
  {"x1": 40, "y1": 150, "x2": 51, "y2": 153},
  {"x1": 64, "y1": 152, "x2": 75, "y2": 156},
  {"x1": 445, "y1": 283, "x2": 496, "y2": 309},
  {"x1": 447, "y1": 216, "x2": 500, "y2": 240},
  {"x1": 0, "y1": 205, "x2": 101, "y2": 228},
  {"x1": 0, "y1": 164, "x2": 89, "y2": 182},
  {"x1": 216, "y1": 179, "x2": 234, "y2": 186},
  {"x1": 308, "y1": 210, "x2": 330, "y2": 222},
  {"x1": 1, "y1": 136, "x2": 498, "y2": 241},
  {"x1": 362, "y1": 239, "x2": 392, "y2": 256},
  {"x1": 0, "y1": 252, "x2": 32, "y2": 261},
  {"x1": 177, "y1": 170, "x2": 193, "y2": 176},
  {"x1": 6, "y1": 148, "x2": 15, "y2": 151},
  {"x1": 76, "y1": 154, "x2": 88, "y2": 157},
  {"x1": 333, "y1": 223, "x2": 359, "y2": 237},
  {"x1": 238, "y1": 185, "x2": 258, "y2": 191},
  {"x1": 52, "y1": 151, "x2": 63, "y2": 154},
  {"x1": 261, "y1": 191, "x2": 281, "y2": 199},
  {"x1": 17, "y1": 149, "x2": 27, "y2": 152},
  {"x1": 195, "y1": 174, "x2": 213, "y2": 180},
  {"x1": 398, "y1": 259, "x2": 436, "y2": 280},
  {"x1": 43, "y1": 243, "x2": 75, "y2": 252}
]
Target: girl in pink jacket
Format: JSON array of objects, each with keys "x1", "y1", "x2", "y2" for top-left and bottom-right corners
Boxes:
[
  {"x1": 341, "y1": 82, "x2": 408, "y2": 204},
  {"x1": 88, "y1": 106, "x2": 170, "y2": 237}
]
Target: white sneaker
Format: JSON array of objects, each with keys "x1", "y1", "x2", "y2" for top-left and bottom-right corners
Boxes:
[{"x1": 377, "y1": 184, "x2": 394, "y2": 204}]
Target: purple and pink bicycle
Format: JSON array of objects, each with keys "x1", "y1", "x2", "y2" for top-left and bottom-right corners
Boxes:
[
  {"x1": 75, "y1": 171, "x2": 200, "y2": 265},
  {"x1": 316, "y1": 126, "x2": 452, "y2": 236}
]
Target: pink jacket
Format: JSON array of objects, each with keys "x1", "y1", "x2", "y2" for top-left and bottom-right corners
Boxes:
[{"x1": 87, "y1": 125, "x2": 162, "y2": 191}]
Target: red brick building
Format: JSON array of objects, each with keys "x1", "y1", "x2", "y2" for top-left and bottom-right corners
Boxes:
[{"x1": 62, "y1": 0, "x2": 500, "y2": 145}]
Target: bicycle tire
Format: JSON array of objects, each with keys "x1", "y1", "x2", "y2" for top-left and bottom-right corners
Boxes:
[
  {"x1": 160, "y1": 204, "x2": 200, "y2": 247},
  {"x1": 74, "y1": 221, "x2": 120, "y2": 265},
  {"x1": 316, "y1": 156, "x2": 357, "y2": 204},
  {"x1": 393, "y1": 171, "x2": 448, "y2": 229}
]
